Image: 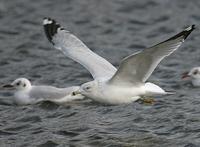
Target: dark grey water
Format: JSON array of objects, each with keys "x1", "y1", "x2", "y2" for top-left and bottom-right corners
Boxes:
[{"x1": 0, "y1": 0, "x2": 200, "y2": 146}]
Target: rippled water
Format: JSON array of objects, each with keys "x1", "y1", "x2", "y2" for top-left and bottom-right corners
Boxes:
[{"x1": 0, "y1": 0, "x2": 200, "y2": 146}]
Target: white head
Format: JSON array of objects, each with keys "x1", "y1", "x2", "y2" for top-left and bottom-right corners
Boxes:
[
  {"x1": 182, "y1": 67, "x2": 200, "y2": 79},
  {"x1": 182, "y1": 67, "x2": 200, "y2": 86},
  {"x1": 73, "y1": 81, "x2": 98, "y2": 98},
  {"x1": 3, "y1": 78, "x2": 32, "y2": 91}
]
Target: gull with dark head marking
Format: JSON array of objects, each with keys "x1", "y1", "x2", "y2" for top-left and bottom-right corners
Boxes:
[
  {"x1": 2, "y1": 78, "x2": 84, "y2": 105},
  {"x1": 182, "y1": 67, "x2": 200, "y2": 87},
  {"x1": 43, "y1": 17, "x2": 194, "y2": 104}
]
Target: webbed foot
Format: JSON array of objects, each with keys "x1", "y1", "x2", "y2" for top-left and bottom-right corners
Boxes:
[{"x1": 138, "y1": 97, "x2": 156, "y2": 105}]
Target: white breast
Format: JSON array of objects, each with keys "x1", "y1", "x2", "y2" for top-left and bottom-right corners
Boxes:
[
  {"x1": 92, "y1": 83, "x2": 144, "y2": 104},
  {"x1": 192, "y1": 79, "x2": 200, "y2": 87},
  {"x1": 14, "y1": 91, "x2": 35, "y2": 105}
]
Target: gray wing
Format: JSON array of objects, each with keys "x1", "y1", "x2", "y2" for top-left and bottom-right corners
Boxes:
[
  {"x1": 43, "y1": 18, "x2": 117, "y2": 79},
  {"x1": 109, "y1": 25, "x2": 195, "y2": 86},
  {"x1": 29, "y1": 85, "x2": 79, "y2": 100}
]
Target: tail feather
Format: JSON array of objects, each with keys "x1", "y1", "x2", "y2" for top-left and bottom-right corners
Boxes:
[
  {"x1": 165, "y1": 91, "x2": 176, "y2": 95},
  {"x1": 144, "y1": 82, "x2": 176, "y2": 96}
]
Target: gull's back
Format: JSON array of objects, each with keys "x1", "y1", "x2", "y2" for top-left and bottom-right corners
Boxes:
[{"x1": 29, "y1": 85, "x2": 80, "y2": 101}]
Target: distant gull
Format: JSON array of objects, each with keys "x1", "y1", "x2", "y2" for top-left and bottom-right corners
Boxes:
[
  {"x1": 43, "y1": 17, "x2": 194, "y2": 104},
  {"x1": 182, "y1": 67, "x2": 200, "y2": 87},
  {"x1": 2, "y1": 78, "x2": 84, "y2": 105}
]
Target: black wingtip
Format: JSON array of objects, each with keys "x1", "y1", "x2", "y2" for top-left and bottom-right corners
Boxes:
[
  {"x1": 43, "y1": 17, "x2": 63, "y2": 44},
  {"x1": 163, "y1": 24, "x2": 195, "y2": 43},
  {"x1": 183, "y1": 24, "x2": 195, "y2": 39}
]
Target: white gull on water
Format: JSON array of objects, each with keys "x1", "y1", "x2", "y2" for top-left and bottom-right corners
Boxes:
[
  {"x1": 43, "y1": 18, "x2": 194, "y2": 104},
  {"x1": 2, "y1": 78, "x2": 84, "y2": 105}
]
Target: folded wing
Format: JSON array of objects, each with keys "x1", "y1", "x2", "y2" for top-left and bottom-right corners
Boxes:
[
  {"x1": 43, "y1": 18, "x2": 116, "y2": 79},
  {"x1": 109, "y1": 25, "x2": 195, "y2": 86},
  {"x1": 29, "y1": 86, "x2": 79, "y2": 100}
]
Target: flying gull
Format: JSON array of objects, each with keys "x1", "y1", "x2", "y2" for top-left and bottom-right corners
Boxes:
[{"x1": 43, "y1": 17, "x2": 194, "y2": 104}]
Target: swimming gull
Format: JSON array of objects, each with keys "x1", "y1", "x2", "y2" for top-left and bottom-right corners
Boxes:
[{"x1": 2, "y1": 78, "x2": 84, "y2": 105}]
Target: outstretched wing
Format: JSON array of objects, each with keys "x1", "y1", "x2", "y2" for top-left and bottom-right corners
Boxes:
[
  {"x1": 43, "y1": 18, "x2": 116, "y2": 79},
  {"x1": 109, "y1": 25, "x2": 195, "y2": 86}
]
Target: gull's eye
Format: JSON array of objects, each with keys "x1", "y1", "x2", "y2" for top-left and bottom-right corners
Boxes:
[
  {"x1": 193, "y1": 70, "x2": 198, "y2": 75},
  {"x1": 85, "y1": 86, "x2": 91, "y2": 90},
  {"x1": 16, "y1": 82, "x2": 20, "y2": 86},
  {"x1": 23, "y1": 83, "x2": 26, "y2": 87}
]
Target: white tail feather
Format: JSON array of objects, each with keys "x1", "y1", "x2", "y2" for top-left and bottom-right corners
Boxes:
[{"x1": 144, "y1": 82, "x2": 167, "y2": 95}]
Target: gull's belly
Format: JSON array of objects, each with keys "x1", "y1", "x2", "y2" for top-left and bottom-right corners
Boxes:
[{"x1": 93, "y1": 85, "x2": 145, "y2": 104}]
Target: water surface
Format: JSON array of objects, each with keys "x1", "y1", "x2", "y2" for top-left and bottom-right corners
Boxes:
[{"x1": 0, "y1": 0, "x2": 200, "y2": 146}]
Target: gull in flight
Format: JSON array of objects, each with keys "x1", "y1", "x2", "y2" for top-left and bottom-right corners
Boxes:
[
  {"x1": 43, "y1": 17, "x2": 194, "y2": 104},
  {"x1": 2, "y1": 78, "x2": 84, "y2": 105},
  {"x1": 182, "y1": 67, "x2": 200, "y2": 87}
]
